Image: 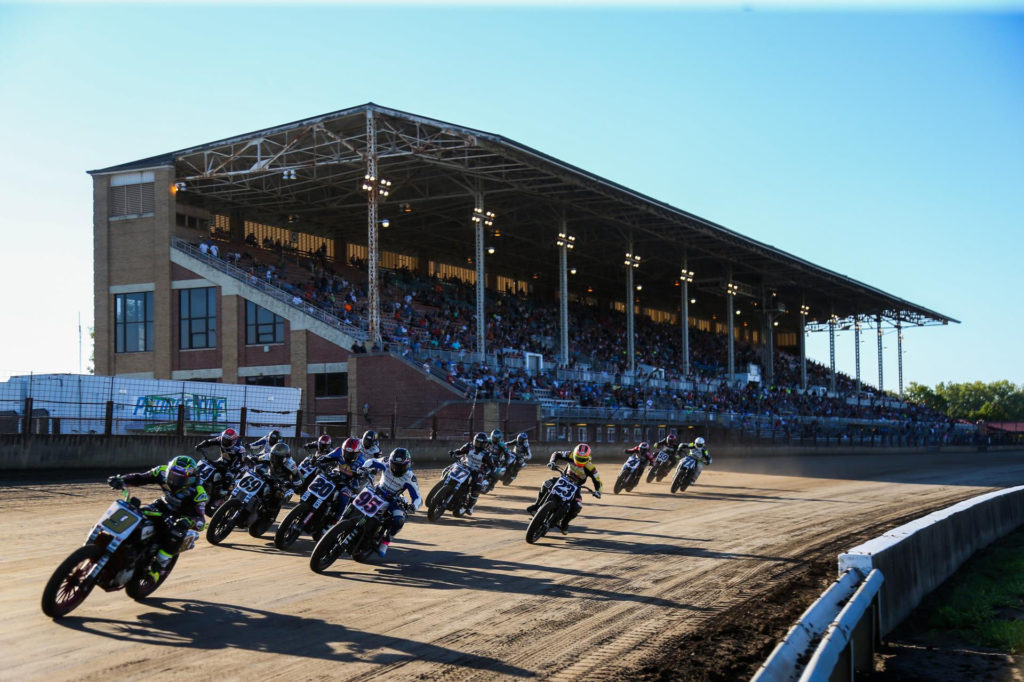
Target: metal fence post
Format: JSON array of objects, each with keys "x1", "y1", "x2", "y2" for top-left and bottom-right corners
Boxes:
[
  {"x1": 176, "y1": 403, "x2": 185, "y2": 436},
  {"x1": 104, "y1": 400, "x2": 114, "y2": 436},
  {"x1": 239, "y1": 406, "x2": 247, "y2": 438},
  {"x1": 22, "y1": 397, "x2": 33, "y2": 442},
  {"x1": 295, "y1": 409, "x2": 304, "y2": 437}
]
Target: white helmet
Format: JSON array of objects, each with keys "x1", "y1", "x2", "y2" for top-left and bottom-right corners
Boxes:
[{"x1": 694, "y1": 437, "x2": 706, "y2": 448}]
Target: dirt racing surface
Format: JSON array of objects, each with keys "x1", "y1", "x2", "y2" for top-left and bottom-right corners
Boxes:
[{"x1": 4, "y1": 450, "x2": 1023, "y2": 681}]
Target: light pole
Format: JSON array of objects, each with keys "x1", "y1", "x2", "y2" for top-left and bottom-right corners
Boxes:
[
  {"x1": 799, "y1": 301, "x2": 810, "y2": 390},
  {"x1": 726, "y1": 278, "x2": 738, "y2": 379},
  {"x1": 624, "y1": 251, "x2": 641, "y2": 378},
  {"x1": 556, "y1": 230, "x2": 575, "y2": 367},
  {"x1": 471, "y1": 202, "x2": 495, "y2": 362},
  {"x1": 361, "y1": 109, "x2": 391, "y2": 347},
  {"x1": 679, "y1": 265, "x2": 694, "y2": 377}
]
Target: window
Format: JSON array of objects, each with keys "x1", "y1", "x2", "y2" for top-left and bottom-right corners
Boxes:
[
  {"x1": 114, "y1": 292, "x2": 153, "y2": 353},
  {"x1": 594, "y1": 426, "x2": 603, "y2": 443},
  {"x1": 314, "y1": 373, "x2": 348, "y2": 397},
  {"x1": 577, "y1": 426, "x2": 588, "y2": 442},
  {"x1": 606, "y1": 426, "x2": 617, "y2": 442},
  {"x1": 245, "y1": 375, "x2": 286, "y2": 387},
  {"x1": 179, "y1": 287, "x2": 217, "y2": 349},
  {"x1": 109, "y1": 172, "x2": 155, "y2": 218},
  {"x1": 246, "y1": 301, "x2": 284, "y2": 345}
]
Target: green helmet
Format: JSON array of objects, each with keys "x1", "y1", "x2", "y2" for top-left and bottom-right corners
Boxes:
[{"x1": 166, "y1": 455, "x2": 198, "y2": 491}]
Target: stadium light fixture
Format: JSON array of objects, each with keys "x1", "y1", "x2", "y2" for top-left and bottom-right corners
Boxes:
[
  {"x1": 570, "y1": 267, "x2": 577, "y2": 275},
  {"x1": 556, "y1": 232, "x2": 576, "y2": 249},
  {"x1": 679, "y1": 268, "x2": 694, "y2": 283},
  {"x1": 361, "y1": 174, "x2": 392, "y2": 197},
  {"x1": 624, "y1": 252, "x2": 641, "y2": 268},
  {"x1": 379, "y1": 219, "x2": 390, "y2": 229},
  {"x1": 487, "y1": 246, "x2": 495, "y2": 255},
  {"x1": 472, "y1": 207, "x2": 496, "y2": 227},
  {"x1": 800, "y1": 304, "x2": 811, "y2": 316},
  {"x1": 726, "y1": 281, "x2": 739, "y2": 296},
  {"x1": 282, "y1": 169, "x2": 297, "y2": 181},
  {"x1": 690, "y1": 298, "x2": 696, "y2": 304}
]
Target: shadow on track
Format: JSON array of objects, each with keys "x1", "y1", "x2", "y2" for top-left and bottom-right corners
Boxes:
[
  {"x1": 319, "y1": 547, "x2": 710, "y2": 612},
  {"x1": 56, "y1": 598, "x2": 533, "y2": 676}
]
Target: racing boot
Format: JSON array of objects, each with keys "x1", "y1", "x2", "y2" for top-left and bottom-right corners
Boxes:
[
  {"x1": 464, "y1": 494, "x2": 479, "y2": 516},
  {"x1": 147, "y1": 548, "x2": 174, "y2": 582}
]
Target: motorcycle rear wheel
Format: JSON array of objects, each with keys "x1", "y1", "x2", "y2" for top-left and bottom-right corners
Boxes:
[
  {"x1": 206, "y1": 499, "x2": 241, "y2": 545},
  {"x1": 126, "y1": 553, "x2": 178, "y2": 601},
  {"x1": 274, "y1": 502, "x2": 310, "y2": 549},
  {"x1": 310, "y1": 518, "x2": 357, "y2": 574},
  {"x1": 41, "y1": 544, "x2": 103, "y2": 619}
]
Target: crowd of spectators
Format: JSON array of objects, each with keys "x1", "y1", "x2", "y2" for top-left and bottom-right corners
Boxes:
[{"x1": 192, "y1": 236, "x2": 957, "y2": 432}]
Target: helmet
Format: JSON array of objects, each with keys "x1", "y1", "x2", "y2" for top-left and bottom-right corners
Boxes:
[
  {"x1": 220, "y1": 428, "x2": 238, "y2": 449},
  {"x1": 638, "y1": 441, "x2": 650, "y2": 454},
  {"x1": 341, "y1": 437, "x2": 362, "y2": 464},
  {"x1": 361, "y1": 429, "x2": 378, "y2": 451},
  {"x1": 694, "y1": 436, "x2": 706, "y2": 448},
  {"x1": 489, "y1": 429, "x2": 503, "y2": 445},
  {"x1": 473, "y1": 432, "x2": 488, "y2": 449},
  {"x1": 666, "y1": 433, "x2": 677, "y2": 446},
  {"x1": 388, "y1": 447, "x2": 411, "y2": 476},
  {"x1": 316, "y1": 434, "x2": 332, "y2": 453},
  {"x1": 270, "y1": 442, "x2": 290, "y2": 461},
  {"x1": 571, "y1": 443, "x2": 592, "y2": 466},
  {"x1": 267, "y1": 429, "x2": 282, "y2": 447},
  {"x1": 516, "y1": 432, "x2": 529, "y2": 446},
  {"x1": 165, "y1": 455, "x2": 198, "y2": 492}
]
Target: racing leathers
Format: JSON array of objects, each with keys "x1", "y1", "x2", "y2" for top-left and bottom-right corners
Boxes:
[
  {"x1": 623, "y1": 443, "x2": 654, "y2": 477},
  {"x1": 449, "y1": 440, "x2": 497, "y2": 515},
  {"x1": 505, "y1": 440, "x2": 532, "y2": 469},
  {"x1": 358, "y1": 457, "x2": 422, "y2": 545},
  {"x1": 528, "y1": 451, "x2": 603, "y2": 532},
  {"x1": 320, "y1": 448, "x2": 371, "y2": 524},
  {"x1": 108, "y1": 464, "x2": 207, "y2": 573},
  {"x1": 254, "y1": 452, "x2": 300, "y2": 503}
]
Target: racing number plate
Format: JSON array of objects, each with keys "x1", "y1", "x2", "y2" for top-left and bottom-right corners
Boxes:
[
  {"x1": 236, "y1": 473, "x2": 265, "y2": 495},
  {"x1": 352, "y1": 488, "x2": 387, "y2": 517},
  {"x1": 303, "y1": 475, "x2": 336, "y2": 504},
  {"x1": 449, "y1": 465, "x2": 470, "y2": 483},
  {"x1": 550, "y1": 477, "x2": 579, "y2": 501},
  {"x1": 656, "y1": 451, "x2": 669, "y2": 463},
  {"x1": 98, "y1": 501, "x2": 142, "y2": 538}
]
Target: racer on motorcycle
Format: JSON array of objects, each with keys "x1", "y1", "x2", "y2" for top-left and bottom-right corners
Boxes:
[
  {"x1": 526, "y1": 444, "x2": 603, "y2": 535},
  {"x1": 254, "y1": 442, "x2": 300, "y2": 503},
  {"x1": 623, "y1": 441, "x2": 654, "y2": 477},
  {"x1": 506, "y1": 431, "x2": 532, "y2": 468},
  {"x1": 358, "y1": 448, "x2": 422, "y2": 557},
  {"x1": 448, "y1": 432, "x2": 497, "y2": 516},
  {"x1": 320, "y1": 437, "x2": 373, "y2": 524},
  {"x1": 360, "y1": 429, "x2": 382, "y2": 459},
  {"x1": 194, "y1": 428, "x2": 248, "y2": 471},
  {"x1": 684, "y1": 436, "x2": 712, "y2": 483},
  {"x1": 248, "y1": 429, "x2": 283, "y2": 455},
  {"x1": 304, "y1": 434, "x2": 333, "y2": 456},
  {"x1": 653, "y1": 432, "x2": 684, "y2": 467},
  {"x1": 107, "y1": 455, "x2": 207, "y2": 581}
]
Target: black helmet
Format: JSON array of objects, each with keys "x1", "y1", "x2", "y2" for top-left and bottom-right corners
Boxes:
[
  {"x1": 270, "y1": 442, "x2": 290, "y2": 461},
  {"x1": 473, "y1": 432, "x2": 488, "y2": 449},
  {"x1": 516, "y1": 432, "x2": 529, "y2": 446},
  {"x1": 388, "y1": 447, "x2": 411, "y2": 476},
  {"x1": 489, "y1": 429, "x2": 503, "y2": 445},
  {"x1": 267, "y1": 429, "x2": 282, "y2": 447},
  {"x1": 362, "y1": 429, "x2": 378, "y2": 450}
]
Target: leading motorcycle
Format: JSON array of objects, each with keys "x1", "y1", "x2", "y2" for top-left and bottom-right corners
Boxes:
[
  {"x1": 41, "y1": 488, "x2": 198, "y2": 618},
  {"x1": 525, "y1": 467, "x2": 598, "y2": 544}
]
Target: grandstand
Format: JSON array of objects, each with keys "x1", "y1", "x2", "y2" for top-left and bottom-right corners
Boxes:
[{"x1": 88, "y1": 103, "x2": 958, "y2": 440}]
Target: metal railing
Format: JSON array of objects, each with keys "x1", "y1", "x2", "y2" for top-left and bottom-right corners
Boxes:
[{"x1": 172, "y1": 238, "x2": 369, "y2": 342}]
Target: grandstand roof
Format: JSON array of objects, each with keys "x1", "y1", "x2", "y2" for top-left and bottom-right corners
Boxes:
[{"x1": 89, "y1": 102, "x2": 957, "y2": 333}]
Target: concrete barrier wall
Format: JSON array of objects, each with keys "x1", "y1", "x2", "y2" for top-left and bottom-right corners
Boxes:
[
  {"x1": 0, "y1": 434, "x2": 986, "y2": 473},
  {"x1": 839, "y1": 485, "x2": 1024, "y2": 634}
]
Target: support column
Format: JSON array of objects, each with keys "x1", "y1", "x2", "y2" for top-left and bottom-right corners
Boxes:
[
  {"x1": 764, "y1": 288, "x2": 775, "y2": 385},
  {"x1": 474, "y1": 193, "x2": 486, "y2": 361},
  {"x1": 897, "y1": 319, "x2": 904, "y2": 398},
  {"x1": 681, "y1": 258, "x2": 692, "y2": 377},
  {"x1": 558, "y1": 226, "x2": 570, "y2": 367},
  {"x1": 727, "y1": 270, "x2": 735, "y2": 379},
  {"x1": 365, "y1": 109, "x2": 381, "y2": 347},
  {"x1": 854, "y1": 314, "x2": 861, "y2": 396},
  {"x1": 626, "y1": 258, "x2": 636, "y2": 378},
  {"x1": 828, "y1": 315, "x2": 837, "y2": 394},
  {"x1": 876, "y1": 313, "x2": 884, "y2": 392},
  {"x1": 800, "y1": 296, "x2": 808, "y2": 390},
  {"x1": 221, "y1": 294, "x2": 239, "y2": 384}
]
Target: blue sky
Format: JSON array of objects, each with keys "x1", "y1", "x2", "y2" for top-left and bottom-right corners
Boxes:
[{"x1": 0, "y1": 4, "x2": 1021, "y2": 389}]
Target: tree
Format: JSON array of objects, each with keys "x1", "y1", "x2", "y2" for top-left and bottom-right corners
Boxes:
[{"x1": 907, "y1": 380, "x2": 1024, "y2": 422}]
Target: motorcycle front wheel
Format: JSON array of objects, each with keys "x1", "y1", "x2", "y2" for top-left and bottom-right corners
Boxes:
[
  {"x1": 206, "y1": 499, "x2": 241, "y2": 545},
  {"x1": 41, "y1": 544, "x2": 103, "y2": 618},
  {"x1": 310, "y1": 518, "x2": 357, "y2": 574},
  {"x1": 425, "y1": 479, "x2": 445, "y2": 509},
  {"x1": 274, "y1": 502, "x2": 311, "y2": 549},
  {"x1": 525, "y1": 500, "x2": 559, "y2": 544},
  {"x1": 427, "y1": 482, "x2": 454, "y2": 522}
]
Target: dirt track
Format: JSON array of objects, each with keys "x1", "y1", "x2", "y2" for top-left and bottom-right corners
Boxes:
[{"x1": 4, "y1": 450, "x2": 1023, "y2": 681}]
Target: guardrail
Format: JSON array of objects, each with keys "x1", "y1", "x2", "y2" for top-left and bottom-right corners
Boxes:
[{"x1": 752, "y1": 485, "x2": 1024, "y2": 681}]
